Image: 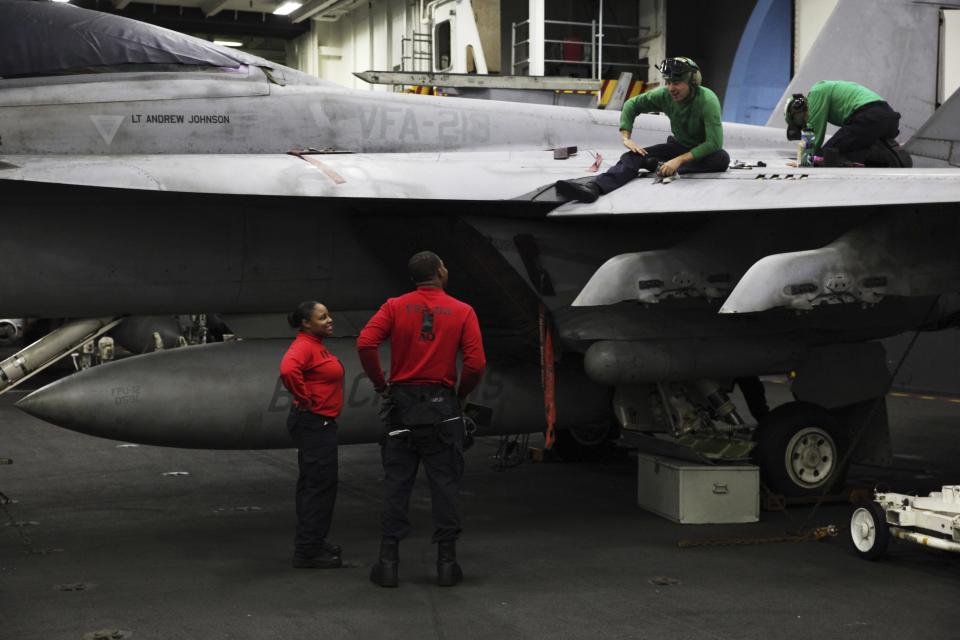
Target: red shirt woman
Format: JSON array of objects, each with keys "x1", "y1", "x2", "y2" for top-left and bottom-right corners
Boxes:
[
  {"x1": 279, "y1": 301, "x2": 344, "y2": 569},
  {"x1": 280, "y1": 328, "x2": 344, "y2": 417}
]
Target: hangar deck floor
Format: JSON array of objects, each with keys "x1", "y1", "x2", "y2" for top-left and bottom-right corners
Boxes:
[{"x1": 2, "y1": 382, "x2": 957, "y2": 640}]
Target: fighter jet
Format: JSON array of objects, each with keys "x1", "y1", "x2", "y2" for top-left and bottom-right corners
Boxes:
[{"x1": 3, "y1": 0, "x2": 960, "y2": 498}]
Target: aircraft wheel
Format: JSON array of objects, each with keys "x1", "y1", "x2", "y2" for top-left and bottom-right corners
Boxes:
[
  {"x1": 850, "y1": 501, "x2": 890, "y2": 560},
  {"x1": 553, "y1": 423, "x2": 616, "y2": 461},
  {"x1": 753, "y1": 401, "x2": 848, "y2": 498}
]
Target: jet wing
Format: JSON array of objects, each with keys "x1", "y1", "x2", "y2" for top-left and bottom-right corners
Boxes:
[
  {"x1": 0, "y1": 151, "x2": 617, "y2": 201},
  {"x1": 3, "y1": 151, "x2": 959, "y2": 214},
  {"x1": 551, "y1": 165, "x2": 960, "y2": 216},
  {"x1": 567, "y1": 164, "x2": 960, "y2": 312}
]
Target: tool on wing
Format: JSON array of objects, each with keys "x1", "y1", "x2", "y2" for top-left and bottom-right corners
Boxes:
[
  {"x1": 649, "y1": 162, "x2": 677, "y2": 184},
  {"x1": 729, "y1": 160, "x2": 767, "y2": 169}
]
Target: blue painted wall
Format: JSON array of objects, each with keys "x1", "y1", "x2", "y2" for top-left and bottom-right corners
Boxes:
[{"x1": 723, "y1": 0, "x2": 792, "y2": 125}]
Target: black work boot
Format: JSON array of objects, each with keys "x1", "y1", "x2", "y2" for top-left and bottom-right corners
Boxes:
[
  {"x1": 437, "y1": 540, "x2": 463, "y2": 587},
  {"x1": 555, "y1": 179, "x2": 601, "y2": 203},
  {"x1": 292, "y1": 547, "x2": 342, "y2": 569},
  {"x1": 894, "y1": 147, "x2": 913, "y2": 168},
  {"x1": 888, "y1": 140, "x2": 912, "y2": 168},
  {"x1": 369, "y1": 537, "x2": 399, "y2": 587}
]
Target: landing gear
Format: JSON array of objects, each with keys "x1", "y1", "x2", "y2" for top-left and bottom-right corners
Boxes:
[
  {"x1": 850, "y1": 501, "x2": 890, "y2": 560},
  {"x1": 753, "y1": 401, "x2": 848, "y2": 498},
  {"x1": 553, "y1": 423, "x2": 617, "y2": 462}
]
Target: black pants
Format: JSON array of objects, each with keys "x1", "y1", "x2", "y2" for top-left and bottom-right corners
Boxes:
[
  {"x1": 594, "y1": 136, "x2": 730, "y2": 194},
  {"x1": 380, "y1": 421, "x2": 465, "y2": 543},
  {"x1": 734, "y1": 376, "x2": 769, "y2": 421},
  {"x1": 823, "y1": 101, "x2": 900, "y2": 163},
  {"x1": 287, "y1": 409, "x2": 338, "y2": 556}
]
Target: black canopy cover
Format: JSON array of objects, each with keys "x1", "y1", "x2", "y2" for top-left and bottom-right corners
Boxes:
[{"x1": 0, "y1": 0, "x2": 272, "y2": 77}]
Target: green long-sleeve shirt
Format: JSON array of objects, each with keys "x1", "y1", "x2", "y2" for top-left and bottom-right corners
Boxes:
[
  {"x1": 805, "y1": 80, "x2": 884, "y2": 151},
  {"x1": 619, "y1": 85, "x2": 724, "y2": 160}
]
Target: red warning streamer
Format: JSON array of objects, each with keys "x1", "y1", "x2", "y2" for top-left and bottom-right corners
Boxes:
[{"x1": 540, "y1": 304, "x2": 557, "y2": 449}]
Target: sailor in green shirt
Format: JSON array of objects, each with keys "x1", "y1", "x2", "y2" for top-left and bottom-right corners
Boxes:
[
  {"x1": 556, "y1": 57, "x2": 730, "y2": 203},
  {"x1": 784, "y1": 80, "x2": 909, "y2": 166}
]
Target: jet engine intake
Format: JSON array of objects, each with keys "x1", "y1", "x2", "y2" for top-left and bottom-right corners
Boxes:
[{"x1": 0, "y1": 318, "x2": 25, "y2": 345}]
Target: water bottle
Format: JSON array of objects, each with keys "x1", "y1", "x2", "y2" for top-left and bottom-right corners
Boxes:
[{"x1": 800, "y1": 129, "x2": 815, "y2": 167}]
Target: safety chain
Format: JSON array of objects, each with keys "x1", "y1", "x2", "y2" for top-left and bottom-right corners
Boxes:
[{"x1": 677, "y1": 525, "x2": 840, "y2": 548}]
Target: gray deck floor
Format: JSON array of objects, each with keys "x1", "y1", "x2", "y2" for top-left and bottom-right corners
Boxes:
[{"x1": 2, "y1": 382, "x2": 957, "y2": 639}]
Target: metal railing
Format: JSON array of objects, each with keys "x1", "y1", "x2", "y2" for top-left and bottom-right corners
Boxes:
[
  {"x1": 511, "y1": 18, "x2": 649, "y2": 79},
  {"x1": 401, "y1": 31, "x2": 433, "y2": 73}
]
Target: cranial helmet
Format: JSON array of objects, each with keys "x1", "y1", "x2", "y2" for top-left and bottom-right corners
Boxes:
[
  {"x1": 657, "y1": 57, "x2": 701, "y2": 86},
  {"x1": 784, "y1": 93, "x2": 808, "y2": 140}
]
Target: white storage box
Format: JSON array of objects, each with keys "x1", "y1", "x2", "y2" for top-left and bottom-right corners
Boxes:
[{"x1": 637, "y1": 454, "x2": 759, "y2": 524}]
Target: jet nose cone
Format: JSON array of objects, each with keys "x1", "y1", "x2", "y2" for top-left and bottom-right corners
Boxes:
[
  {"x1": 15, "y1": 372, "x2": 117, "y2": 439},
  {"x1": 13, "y1": 341, "x2": 298, "y2": 449},
  {"x1": 17, "y1": 379, "x2": 75, "y2": 422},
  {"x1": 14, "y1": 389, "x2": 38, "y2": 414}
]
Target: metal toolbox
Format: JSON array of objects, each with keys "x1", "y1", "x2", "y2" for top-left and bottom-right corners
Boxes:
[{"x1": 637, "y1": 454, "x2": 759, "y2": 524}]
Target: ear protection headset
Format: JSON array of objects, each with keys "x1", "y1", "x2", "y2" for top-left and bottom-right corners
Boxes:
[
  {"x1": 657, "y1": 57, "x2": 701, "y2": 86},
  {"x1": 784, "y1": 92, "x2": 808, "y2": 140}
]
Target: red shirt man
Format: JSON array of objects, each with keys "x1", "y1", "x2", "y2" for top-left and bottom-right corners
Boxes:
[
  {"x1": 358, "y1": 251, "x2": 485, "y2": 589},
  {"x1": 357, "y1": 270, "x2": 485, "y2": 400}
]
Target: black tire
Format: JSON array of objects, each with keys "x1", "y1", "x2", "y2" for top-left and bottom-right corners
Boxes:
[
  {"x1": 849, "y1": 501, "x2": 890, "y2": 560},
  {"x1": 752, "y1": 401, "x2": 849, "y2": 498},
  {"x1": 553, "y1": 423, "x2": 617, "y2": 462}
]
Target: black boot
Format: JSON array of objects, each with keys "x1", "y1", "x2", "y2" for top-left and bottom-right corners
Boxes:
[
  {"x1": 292, "y1": 546, "x2": 342, "y2": 569},
  {"x1": 894, "y1": 147, "x2": 913, "y2": 168},
  {"x1": 437, "y1": 540, "x2": 463, "y2": 587},
  {"x1": 888, "y1": 140, "x2": 912, "y2": 168},
  {"x1": 370, "y1": 537, "x2": 399, "y2": 587},
  {"x1": 555, "y1": 180, "x2": 601, "y2": 203}
]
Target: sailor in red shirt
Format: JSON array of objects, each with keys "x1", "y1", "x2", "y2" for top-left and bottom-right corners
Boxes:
[
  {"x1": 279, "y1": 301, "x2": 344, "y2": 569},
  {"x1": 358, "y1": 251, "x2": 486, "y2": 588}
]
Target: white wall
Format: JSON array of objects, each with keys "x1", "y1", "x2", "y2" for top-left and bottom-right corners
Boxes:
[
  {"x1": 288, "y1": 0, "x2": 410, "y2": 90},
  {"x1": 638, "y1": 0, "x2": 665, "y2": 86},
  {"x1": 287, "y1": 23, "x2": 317, "y2": 76},
  {"x1": 794, "y1": 0, "x2": 840, "y2": 69},
  {"x1": 941, "y1": 9, "x2": 960, "y2": 104}
]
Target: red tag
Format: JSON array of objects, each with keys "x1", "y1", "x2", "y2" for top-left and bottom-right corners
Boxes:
[{"x1": 588, "y1": 152, "x2": 603, "y2": 172}]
